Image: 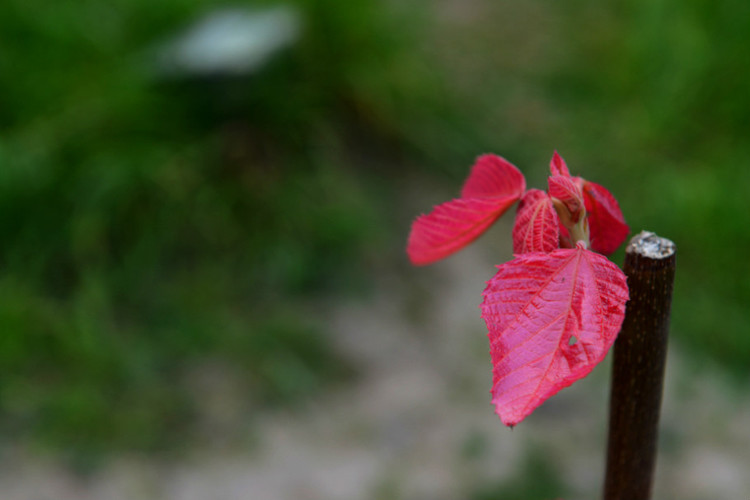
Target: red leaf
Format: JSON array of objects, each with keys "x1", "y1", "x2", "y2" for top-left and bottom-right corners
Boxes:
[
  {"x1": 512, "y1": 189, "x2": 559, "y2": 254},
  {"x1": 481, "y1": 244, "x2": 629, "y2": 426},
  {"x1": 407, "y1": 154, "x2": 526, "y2": 265},
  {"x1": 582, "y1": 181, "x2": 629, "y2": 256},
  {"x1": 548, "y1": 175, "x2": 584, "y2": 223},
  {"x1": 461, "y1": 154, "x2": 526, "y2": 199},
  {"x1": 408, "y1": 196, "x2": 520, "y2": 265},
  {"x1": 550, "y1": 151, "x2": 571, "y2": 177}
]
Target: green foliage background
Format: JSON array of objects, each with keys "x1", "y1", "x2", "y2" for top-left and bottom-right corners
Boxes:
[{"x1": 0, "y1": 0, "x2": 748, "y2": 461}]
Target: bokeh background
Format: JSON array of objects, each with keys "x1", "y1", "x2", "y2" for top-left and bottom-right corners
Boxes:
[{"x1": 1, "y1": 0, "x2": 749, "y2": 498}]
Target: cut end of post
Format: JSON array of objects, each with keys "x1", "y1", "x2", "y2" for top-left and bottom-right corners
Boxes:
[{"x1": 626, "y1": 231, "x2": 675, "y2": 259}]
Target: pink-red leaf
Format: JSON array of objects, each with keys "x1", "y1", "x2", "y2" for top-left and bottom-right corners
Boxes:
[
  {"x1": 480, "y1": 244, "x2": 629, "y2": 426},
  {"x1": 512, "y1": 189, "x2": 559, "y2": 254},
  {"x1": 582, "y1": 181, "x2": 629, "y2": 256},
  {"x1": 548, "y1": 174, "x2": 585, "y2": 223},
  {"x1": 408, "y1": 196, "x2": 519, "y2": 265},
  {"x1": 407, "y1": 154, "x2": 526, "y2": 265},
  {"x1": 550, "y1": 151, "x2": 571, "y2": 177},
  {"x1": 461, "y1": 154, "x2": 526, "y2": 199}
]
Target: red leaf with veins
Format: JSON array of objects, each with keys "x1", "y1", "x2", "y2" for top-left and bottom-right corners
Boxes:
[
  {"x1": 461, "y1": 154, "x2": 526, "y2": 199},
  {"x1": 548, "y1": 175, "x2": 584, "y2": 223},
  {"x1": 550, "y1": 151, "x2": 571, "y2": 177},
  {"x1": 407, "y1": 155, "x2": 526, "y2": 265},
  {"x1": 583, "y1": 181, "x2": 629, "y2": 256},
  {"x1": 481, "y1": 244, "x2": 629, "y2": 426},
  {"x1": 512, "y1": 189, "x2": 559, "y2": 254},
  {"x1": 408, "y1": 198, "x2": 520, "y2": 265}
]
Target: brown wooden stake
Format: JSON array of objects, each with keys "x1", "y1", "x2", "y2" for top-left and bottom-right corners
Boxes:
[{"x1": 603, "y1": 231, "x2": 676, "y2": 500}]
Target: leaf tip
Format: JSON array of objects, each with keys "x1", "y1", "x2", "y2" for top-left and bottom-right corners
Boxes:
[{"x1": 550, "y1": 151, "x2": 571, "y2": 177}]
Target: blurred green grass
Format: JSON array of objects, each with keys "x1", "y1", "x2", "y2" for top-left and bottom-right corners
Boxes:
[
  {"x1": 1, "y1": 0, "x2": 748, "y2": 458},
  {"x1": 0, "y1": 0, "x2": 400, "y2": 456}
]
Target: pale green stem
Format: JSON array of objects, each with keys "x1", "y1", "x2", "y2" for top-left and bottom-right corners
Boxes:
[{"x1": 551, "y1": 198, "x2": 590, "y2": 248}]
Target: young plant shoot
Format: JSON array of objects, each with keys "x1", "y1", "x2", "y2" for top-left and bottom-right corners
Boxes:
[{"x1": 407, "y1": 152, "x2": 630, "y2": 426}]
